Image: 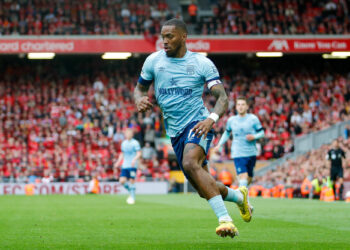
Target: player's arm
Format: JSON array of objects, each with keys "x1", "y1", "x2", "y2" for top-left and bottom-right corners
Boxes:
[
  {"x1": 193, "y1": 84, "x2": 228, "y2": 138},
  {"x1": 131, "y1": 151, "x2": 142, "y2": 167},
  {"x1": 342, "y1": 149, "x2": 346, "y2": 159},
  {"x1": 134, "y1": 83, "x2": 153, "y2": 113},
  {"x1": 246, "y1": 116, "x2": 265, "y2": 141},
  {"x1": 214, "y1": 116, "x2": 232, "y2": 152},
  {"x1": 246, "y1": 130, "x2": 265, "y2": 141},
  {"x1": 114, "y1": 152, "x2": 124, "y2": 168},
  {"x1": 213, "y1": 129, "x2": 231, "y2": 153},
  {"x1": 210, "y1": 83, "x2": 229, "y2": 118},
  {"x1": 134, "y1": 54, "x2": 155, "y2": 113}
]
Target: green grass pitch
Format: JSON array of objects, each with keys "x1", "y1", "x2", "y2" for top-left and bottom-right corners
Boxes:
[{"x1": 0, "y1": 194, "x2": 349, "y2": 249}]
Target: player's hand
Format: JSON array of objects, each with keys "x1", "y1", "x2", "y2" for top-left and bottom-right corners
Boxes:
[
  {"x1": 131, "y1": 159, "x2": 135, "y2": 167},
  {"x1": 193, "y1": 118, "x2": 215, "y2": 139},
  {"x1": 246, "y1": 134, "x2": 255, "y2": 141},
  {"x1": 135, "y1": 96, "x2": 153, "y2": 113}
]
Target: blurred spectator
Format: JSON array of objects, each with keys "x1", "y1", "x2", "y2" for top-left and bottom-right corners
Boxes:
[
  {"x1": 345, "y1": 125, "x2": 350, "y2": 139},
  {"x1": 188, "y1": 1, "x2": 198, "y2": 24},
  {"x1": 142, "y1": 142, "x2": 157, "y2": 161},
  {"x1": 144, "y1": 124, "x2": 156, "y2": 146},
  {"x1": 272, "y1": 141, "x2": 285, "y2": 159},
  {"x1": 57, "y1": 171, "x2": 67, "y2": 182}
]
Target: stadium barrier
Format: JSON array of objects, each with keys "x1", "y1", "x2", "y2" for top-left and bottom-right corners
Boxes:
[
  {"x1": 0, "y1": 182, "x2": 168, "y2": 195},
  {"x1": 1, "y1": 35, "x2": 350, "y2": 53},
  {"x1": 249, "y1": 181, "x2": 350, "y2": 201}
]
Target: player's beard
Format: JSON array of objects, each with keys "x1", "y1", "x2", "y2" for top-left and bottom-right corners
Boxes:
[{"x1": 165, "y1": 44, "x2": 181, "y2": 57}]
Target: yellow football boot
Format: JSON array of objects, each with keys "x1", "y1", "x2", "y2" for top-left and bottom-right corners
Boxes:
[
  {"x1": 215, "y1": 221, "x2": 239, "y2": 238},
  {"x1": 237, "y1": 186, "x2": 252, "y2": 222}
]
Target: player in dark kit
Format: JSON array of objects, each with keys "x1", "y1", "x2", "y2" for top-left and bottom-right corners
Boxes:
[{"x1": 326, "y1": 140, "x2": 346, "y2": 200}]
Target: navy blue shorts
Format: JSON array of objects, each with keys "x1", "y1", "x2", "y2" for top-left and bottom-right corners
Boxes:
[
  {"x1": 233, "y1": 156, "x2": 256, "y2": 177},
  {"x1": 171, "y1": 120, "x2": 214, "y2": 179},
  {"x1": 120, "y1": 168, "x2": 137, "y2": 179}
]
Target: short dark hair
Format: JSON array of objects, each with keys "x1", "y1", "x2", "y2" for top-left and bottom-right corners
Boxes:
[
  {"x1": 162, "y1": 18, "x2": 188, "y2": 34},
  {"x1": 236, "y1": 96, "x2": 247, "y2": 103}
]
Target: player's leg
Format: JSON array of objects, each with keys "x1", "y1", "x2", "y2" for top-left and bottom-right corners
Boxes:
[
  {"x1": 120, "y1": 169, "x2": 134, "y2": 203},
  {"x1": 192, "y1": 163, "x2": 243, "y2": 204},
  {"x1": 119, "y1": 176, "x2": 130, "y2": 191},
  {"x1": 237, "y1": 156, "x2": 256, "y2": 187},
  {"x1": 330, "y1": 168, "x2": 337, "y2": 198},
  {"x1": 234, "y1": 158, "x2": 249, "y2": 188},
  {"x1": 128, "y1": 168, "x2": 137, "y2": 203},
  {"x1": 338, "y1": 166, "x2": 344, "y2": 200},
  {"x1": 202, "y1": 163, "x2": 244, "y2": 204},
  {"x1": 339, "y1": 177, "x2": 344, "y2": 200},
  {"x1": 234, "y1": 157, "x2": 254, "y2": 222},
  {"x1": 182, "y1": 143, "x2": 238, "y2": 238}
]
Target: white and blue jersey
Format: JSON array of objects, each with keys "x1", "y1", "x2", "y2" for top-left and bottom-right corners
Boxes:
[
  {"x1": 139, "y1": 50, "x2": 221, "y2": 137},
  {"x1": 226, "y1": 114, "x2": 263, "y2": 158},
  {"x1": 121, "y1": 139, "x2": 141, "y2": 169}
]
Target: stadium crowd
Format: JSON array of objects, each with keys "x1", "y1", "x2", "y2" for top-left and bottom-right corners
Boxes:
[
  {"x1": 199, "y1": 0, "x2": 350, "y2": 35},
  {"x1": 0, "y1": 0, "x2": 171, "y2": 35},
  {"x1": 251, "y1": 136, "x2": 350, "y2": 200},
  {"x1": 1, "y1": 0, "x2": 350, "y2": 35},
  {"x1": 0, "y1": 57, "x2": 349, "y2": 183}
]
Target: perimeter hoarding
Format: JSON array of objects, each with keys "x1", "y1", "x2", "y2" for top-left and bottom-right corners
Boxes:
[{"x1": 0, "y1": 35, "x2": 349, "y2": 53}]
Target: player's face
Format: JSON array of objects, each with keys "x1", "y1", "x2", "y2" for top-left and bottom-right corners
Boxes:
[
  {"x1": 161, "y1": 25, "x2": 186, "y2": 57},
  {"x1": 125, "y1": 129, "x2": 133, "y2": 140},
  {"x1": 236, "y1": 100, "x2": 248, "y2": 115}
]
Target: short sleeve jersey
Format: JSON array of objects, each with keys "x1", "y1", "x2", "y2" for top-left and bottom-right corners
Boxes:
[
  {"x1": 139, "y1": 50, "x2": 221, "y2": 137},
  {"x1": 121, "y1": 139, "x2": 141, "y2": 169},
  {"x1": 225, "y1": 114, "x2": 263, "y2": 158}
]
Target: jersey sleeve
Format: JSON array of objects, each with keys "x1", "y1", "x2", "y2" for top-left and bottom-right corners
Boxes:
[
  {"x1": 325, "y1": 151, "x2": 330, "y2": 160},
  {"x1": 138, "y1": 54, "x2": 155, "y2": 86},
  {"x1": 225, "y1": 117, "x2": 233, "y2": 133},
  {"x1": 121, "y1": 141, "x2": 126, "y2": 153},
  {"x1": 200, "y1": 56, "x2": 221, "y2": 89},
  {"x1": 342, "y1": 149, "x2": 346, "y2": 158},
  {"x1": 252, "y1": 115, "x2": 264, "y2": 132},
  {"x1": 134, "y1": 140, "x2": 141, "y2": 152}
]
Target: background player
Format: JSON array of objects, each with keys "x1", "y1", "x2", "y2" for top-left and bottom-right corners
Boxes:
[
  {"x1": 115, "y1": 128, "x2": 142, "y2": 204},
  {"x1": 326, "y1": 139, "x2": 346, "y2": 200},
  {"x1": 214, "y1": 97, "x2": 264, "y2": 204},
  {"x1": 134, "y1": 18, "x2": 251, "y2": 239}
]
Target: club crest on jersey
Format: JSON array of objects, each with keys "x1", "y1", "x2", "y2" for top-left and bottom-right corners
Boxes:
[{"x1": 186, "y1": 65, "x2": 195, "y2": 75}]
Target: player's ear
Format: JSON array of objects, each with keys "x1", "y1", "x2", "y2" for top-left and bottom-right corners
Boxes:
[{"x1": 182, "y1": 31, "x2": 187, "y2": 41}]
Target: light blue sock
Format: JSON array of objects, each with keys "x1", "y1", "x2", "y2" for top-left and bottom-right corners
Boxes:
[
  {"x1": 239, "y1": 179, "x2": 248, "y2": 188},
  {"x1": 224, "y1": 186, "x2": 243, "y2": 204},
  {"x1": 123, "y1": 183, "x2": 130, "y2": 191},
  {"x1": 130, "y1": 184, "x2": 136, "y2": 200},
  {"x1": 208, "y1": 195, "x2": 232, "y2": 222},
  {"x1": 239, "y1": 179, "x2": 250, "y2": 203}
]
